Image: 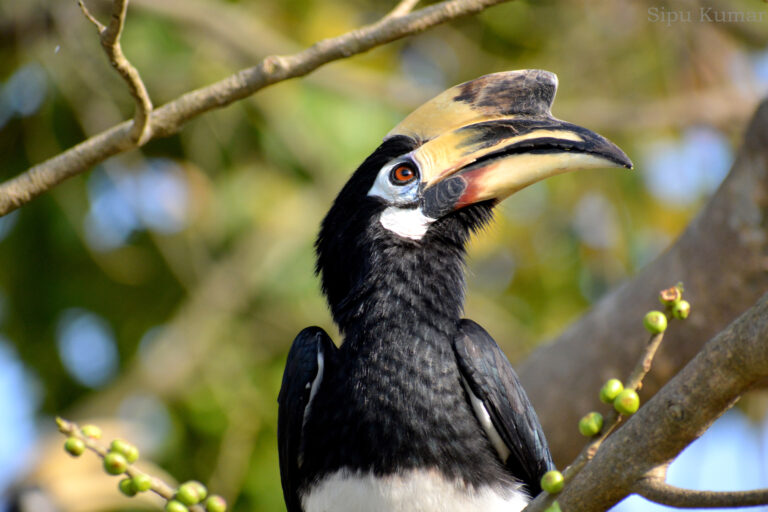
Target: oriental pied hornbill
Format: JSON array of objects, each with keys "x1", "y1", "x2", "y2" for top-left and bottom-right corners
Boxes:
[{"x1": 278, "y1": 70, "x2": 632, "y2": 512}]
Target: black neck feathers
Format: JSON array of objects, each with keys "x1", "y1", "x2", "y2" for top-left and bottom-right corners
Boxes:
[
  {"x1": 305, "y1": 138, "x2": 508, "y2": 486},
  {"x1": 315, "y1": 137, "x2": 495, "y2": 339}
]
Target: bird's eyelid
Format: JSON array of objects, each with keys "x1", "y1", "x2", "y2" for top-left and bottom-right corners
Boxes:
[{"x1": 386, "y1": 155, "x2": 419, "y2": 170}]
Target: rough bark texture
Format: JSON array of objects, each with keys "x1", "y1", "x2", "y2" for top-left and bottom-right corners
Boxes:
[{"x1": 519, "y1": 97, "x2": 768, "y2": 465}]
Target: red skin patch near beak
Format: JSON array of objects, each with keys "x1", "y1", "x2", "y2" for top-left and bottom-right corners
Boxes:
[{"x1": 453, "y1": 167, "x2": 490, "y2": 210}]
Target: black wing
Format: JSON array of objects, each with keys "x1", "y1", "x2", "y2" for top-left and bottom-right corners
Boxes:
[
  {"x1": 277, "y1": 326, "x2": 336, "y2": 512},
  {"x1": 453, "y1": 319, "x2": 553, "y2": 496}
]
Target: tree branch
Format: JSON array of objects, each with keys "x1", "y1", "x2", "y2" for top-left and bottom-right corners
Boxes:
[
  {"x1": 0, "y1": 0, "x2": 513, "y2": 217},
  {"x1": 550, "y1": 292, "x2": 768, "y2": 511},
  {"x1": 78, "y1": 0, "x2": 153, "y2": 144},
  {"x1": 78, "y1": 0, "x2": 105, "y2": 30},
  {"x1": 635, "y1": 475, "x2": 768, "y2": 509}
]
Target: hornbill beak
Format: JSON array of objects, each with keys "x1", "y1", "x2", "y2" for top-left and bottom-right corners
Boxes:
[{"x1": 386, "y1": 70, "x2": 633, "y2": 218}]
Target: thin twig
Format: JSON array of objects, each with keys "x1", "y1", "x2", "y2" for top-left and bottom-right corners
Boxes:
[
  {"x1": 56, "y1": 417, "x2": 205, "y2": 512},
  {"x1": 78, "y1": 0, "x2": 105, "y2": 30},
  {"x1": 384, "y1": 0, "x2": 421, "y2": 19},
  {"x1": 0, "y1": 0, "x2": 514, "y2": 217},
  {"x1": 78, "y1": 0, "x2": 153, "y2": 145},
  {"x1": 627, "y1": 331, "x2": 666, "y2": 390},
  {"x1": 564, "y1": 329, "x2": 666, "y2": 475}
]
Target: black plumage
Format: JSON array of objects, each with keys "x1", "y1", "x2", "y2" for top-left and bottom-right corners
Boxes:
[
  {"x1": 454, "y1": 320, "x2": 552, "y2": 490},
  {"x1": 278, "y1": 327, "x2": 337, "y2": 512},
  {"x1": 279, "y1": 136, "x2": 550, "y2": 511},
  {"x1": 277, "y1": 70, "x2": 631, "y2": 512}
]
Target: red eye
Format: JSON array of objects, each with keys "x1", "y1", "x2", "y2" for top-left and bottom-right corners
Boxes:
[{"x1": 390, "y1": 165, "x2": 417, "y2": 185}]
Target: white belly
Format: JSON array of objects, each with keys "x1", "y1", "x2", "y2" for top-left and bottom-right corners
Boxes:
[{"x1": 302, "y1": 468, "x2": 529, "y2": 512}]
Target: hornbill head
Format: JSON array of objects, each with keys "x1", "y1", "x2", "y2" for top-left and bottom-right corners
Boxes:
[{"x1": 317, "y1": 70, "x2": 632, "y2": 328}]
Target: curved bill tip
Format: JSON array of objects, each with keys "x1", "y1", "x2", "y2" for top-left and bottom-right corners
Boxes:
[{"x1": 594, "y1": 136, "x2": 633, "y2": 170}]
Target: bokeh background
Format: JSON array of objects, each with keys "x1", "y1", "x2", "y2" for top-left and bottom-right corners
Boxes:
[{"x1": 0, "y1": 0, "x2": 767, "y2": 510}]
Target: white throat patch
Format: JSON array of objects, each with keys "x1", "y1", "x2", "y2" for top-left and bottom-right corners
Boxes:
[{"x1": 379, "y1": 206, "x2": 436, "y2": 240}]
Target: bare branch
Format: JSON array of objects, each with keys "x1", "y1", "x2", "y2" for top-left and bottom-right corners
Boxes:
[
  {"x1": 0, "y1": 0, "x2": 513, "y2": 217},
  {"x1": 102, "y1": 0, "x2": 129, "y2": 43},
  {"x1": 78, "y1": 0, "x2": 105, "y2": 31},
  {"x1": 78, "y1": 0, "x2": 153, "y2": 145},
  {"x1": 635, "y1": 476, "x2": 768, "y2": 509},
  {"x1": 131, "y1": 0, "x2": 758, "y2": 131}
]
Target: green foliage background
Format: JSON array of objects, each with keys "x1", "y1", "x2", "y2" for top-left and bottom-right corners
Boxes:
[{"x1": 0, "y1": 0, "x2": 765, "y2": 510}]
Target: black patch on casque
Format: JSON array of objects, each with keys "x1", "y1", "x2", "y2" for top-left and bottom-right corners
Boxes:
[
  {"x1": 455, "y1": 119, "x2": 555, "y2": 152},
  {"x1": 450, "y1": 118, "x2": 633, "y2": 170},
  {"x1": 453, "y1": 70, "x2": 556, "y2": 117}
]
